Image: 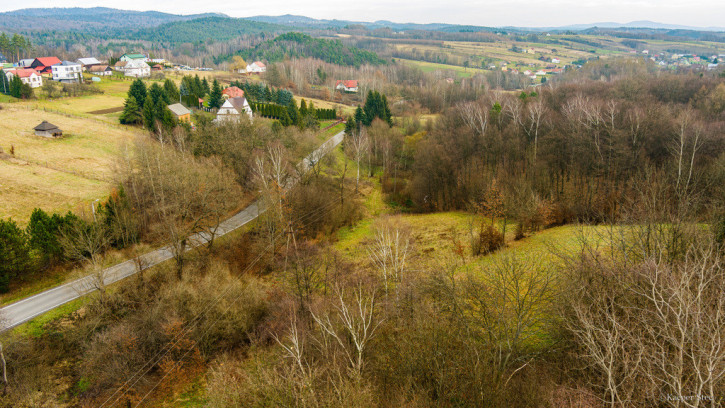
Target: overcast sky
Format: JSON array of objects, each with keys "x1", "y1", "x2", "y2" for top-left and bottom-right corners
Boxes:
[{"x1": 2, "y1": 0, "x2": 724, "y2": 28}]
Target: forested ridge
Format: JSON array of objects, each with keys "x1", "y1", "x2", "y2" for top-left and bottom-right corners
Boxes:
[{"x1": 232, "y1": 32, "x2": 388, "y2": 67}]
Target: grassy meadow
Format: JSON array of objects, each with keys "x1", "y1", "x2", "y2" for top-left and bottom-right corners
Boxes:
[{"x1": 0, "y1": 105, "x2": 144, "y2": 224}]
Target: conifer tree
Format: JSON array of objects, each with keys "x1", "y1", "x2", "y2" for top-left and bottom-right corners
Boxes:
[{"x1": 119, "y1": 96, "x2": 142, "y2": 125}]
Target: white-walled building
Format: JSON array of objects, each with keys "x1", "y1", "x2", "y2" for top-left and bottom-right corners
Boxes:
[
  {"x1": 52, "y1": 61, "x2": 83, "y2": 83},
  {"x1": 4, "y1": 68, "x2": 43, "y2": 88},
  {"x1": 123, "y1": 59, "x2": 150, "y2": 78},
  {"x1": 215, "y1": 97, "x2": 253, "y2": 122}
]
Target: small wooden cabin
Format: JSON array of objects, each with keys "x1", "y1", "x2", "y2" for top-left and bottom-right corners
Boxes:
[{"x1": 34, "y1": 121, "x2": 62, "y2": 138}]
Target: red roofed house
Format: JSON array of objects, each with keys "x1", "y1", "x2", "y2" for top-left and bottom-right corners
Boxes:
[
  {"x1": 222, "y1": 86, "x2": 245, "y2": 99},
  {"x1": 30, "y1": 57, "x2": 62, "y2": 75},
  {"x1": 4, "y1": 68, "x2": 43, "y2": 88},
  {"x1": 335, "y1": 80, "x2": 359, "y2": 93}
]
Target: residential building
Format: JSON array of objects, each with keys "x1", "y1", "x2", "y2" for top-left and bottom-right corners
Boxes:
[
  {"x1": 89, "y1": 65, "x2": 113, "y2": 76},
  {"x1": 119, "y1": 53, "x2": 146, "y2": 62},
  {"x1": 4, "y1": 68, "x2": 43, "y2": 88},
  {"x1": 241, "y1": 61, "x2": 266, "y2": 74},
  {"x1": 113, "y1": 61, "x2": 127, "y2": 71},
  {"x1": 52, "y1": 61, "x2": 83, "y2": 83},
  {"x1": 123, "y1": 60, "x2": 150, "y2": 78},
  {"x1": 551, "y1": 58, "x2": 560, "y2": 64},
  {"x1": 18, "y1": 58, "x2": 34, "y2": 68},
  {"x1": 30, "y1": 57, "x2": 62, "y2": 74},
  {"x1": 222, "y1": 86, "x2": 245, "y2": 99},
  {"x1": 215, "y1": 97, "x2": 253, "y2": 122},
  {"x1": 335, "y1": 80, "x2": 359, "y2": 93}
]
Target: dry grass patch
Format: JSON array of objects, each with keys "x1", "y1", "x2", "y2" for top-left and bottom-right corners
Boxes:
[{"x1": 0, "y1": 105, "x2": 144, "y2": 223}]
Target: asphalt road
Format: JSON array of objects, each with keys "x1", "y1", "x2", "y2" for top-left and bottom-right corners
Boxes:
[{"x1": 0, "y1": 131, "x2": 345, "y2": 331}]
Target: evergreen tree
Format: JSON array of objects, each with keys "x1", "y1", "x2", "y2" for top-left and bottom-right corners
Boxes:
[
  {"x1": 26, "y1": 209, "x2": 66, "y2": 264},
  {"x1": 128, "y1": 79, "x2": 147, "y2": 107},
  {"x1": 143, "y1": 97, "x2": 156, "y2": 130},
  {"x1": 156, "y1": 98, "x2": 176, "y2": 133},
  {"x1": 299, "y1": 99, "x2": 308, "y2": 117},
  {"x1": 208, "y1": 79, "x2": 223, "y2": 109},
  {"x1": 0, "y1": 69, "x2": 9, "y2": 94},
  {"x1": 148, "y1": 82, "x2": 168, "y2": 105},
  {"x1": 0, "y1": 218, "x2": 31, "y2": 292},
  {"x1": 202, "y1": 77, "x2": 210, "y2": 95},
  {"x1": 345, "y1": 116, "x2": 356, "y2": 135},
  {"x1": 164, "y1": 79, "x2": 180, "y2": 103},
  {"x1": 119, "y1": 95, "x2": 142, "y2": 125},
  {"x1": 354, "y1": 106, "x2": 365, "y2": 130},
  {"x1": 193, "y1": 75, "x2": 203, "y2": 96},
  {"x1": 9, "y1": 75, "x2": 22, "y2": 98},
  {"x1": 287, "y1": 98, "x2": 300, "y2": 126}
]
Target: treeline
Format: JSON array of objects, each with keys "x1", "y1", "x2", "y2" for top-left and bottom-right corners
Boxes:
[
  {"x1": 252, "y1": 99, "x2": 336, "y2": 122},
  {"x1": 120, "y1": 78, "x2": 180, "y2": 133},
  {"x1": 236, "y1": 32, "x2": 388, "y2": 68},
  {"x1": 383, "y1": 68, "x2": 725, "y2": 229},
  {"x1": 0, "y1": 32, "x2": 31, "y2": 61},
  {"x1": 127, "y1": 16, "x2": 281, "y2": 44},
  {"x1": 230, "y1": 80, "x2": 293, "y2": 105},
  {"x1": 0, "y1": 191, "x2": 136, "y2": 293}
]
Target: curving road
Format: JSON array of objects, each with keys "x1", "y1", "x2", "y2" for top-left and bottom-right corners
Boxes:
[{"x1": 0, "y1": 131, "x2": 345, "y2": 331}]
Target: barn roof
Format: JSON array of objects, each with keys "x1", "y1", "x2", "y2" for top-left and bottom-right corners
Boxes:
[
  {"x1": 77, "y1": 57, "x2": 101, "y2": 66},
  {"x1": 167, "y1": 103, "x2": 191, "y2": 117},
  {"x1": 34, "y1": 121, "x2": 60, "y2": 131}
]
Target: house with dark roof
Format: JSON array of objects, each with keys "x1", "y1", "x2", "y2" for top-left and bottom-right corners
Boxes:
[
  {"x1": 89, "y1": 65, "x2": 113, "y2": 76},
  {"x1": 335, "y1": 80, "x2": 359, "y2": 93},
  {"x1": 30, "y1": 57, "x2": 62, "y2": 74},
  {"x1": 215, "y1": 97, "x2": 253, "y2": 122},
  {"x1": 34, "y1": 121, "x2": 62, "y2": 138}
]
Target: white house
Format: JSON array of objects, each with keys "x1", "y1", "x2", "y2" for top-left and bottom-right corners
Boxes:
[
  {"x1": 119, "y1": 53, "x2": 146, "y2": 62},
  {"x1": 4, "y1": 68, "x2": 43, "y2": 88},
  {"x1": 123, "y1": 59, "x2": 151, "y2": 78},
  {"x1": 335, "y1": 80, "x2": 359, "y2": 93},
  {"x1": 241, "y1": 61, "x2": 266, "y2": 74},
  {"x1": 51, "y1": 61, "x2": 83, "y2": 83},
  {"x1": 551, "y1": 58, "x2": 560, "y2": 64},
  {"x1": 215, "y1": 97, "x2": 253, "y2": 122}
]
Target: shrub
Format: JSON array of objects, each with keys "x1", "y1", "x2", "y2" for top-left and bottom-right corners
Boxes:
[{"x1": 474, "y1": 224, "x2": 505, "y2": 256}]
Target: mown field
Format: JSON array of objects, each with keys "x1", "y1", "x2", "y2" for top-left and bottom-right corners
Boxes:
[{"x1": 0, "y1": 105, "x2": 144, "y2": 224}]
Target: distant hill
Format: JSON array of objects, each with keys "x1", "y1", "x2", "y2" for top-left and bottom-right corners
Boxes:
[
  {"x1": 129, "y1": 16, "x2": 284, "y2": 43},
  {"x1": 0, "y1": 7, "x2": 226, "y2": 31},
  {"x1": 231, "y1": 32, "x2": 387, "y2": 67},
  {"x1": 244, "y1": 15, "x2": 494, "y2": 33}
]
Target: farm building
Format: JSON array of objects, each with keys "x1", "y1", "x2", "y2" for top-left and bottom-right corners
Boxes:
[
  {"x1": 168, "y1": 103, "x2": 192, "y2": 122},
  {"x1": 52, "y1": 61, "x2": 83, "y2": 83},
  {"x1": 34, "y1": 121, "x2": 62, "y2": 138},
  {"x1": 30, "y1": 57, "x2": 61, "y2": 74},
  {"x1": 335, "y1": 80, "x2": 359, "y2": 93},
  {"x1": 222, "y1": 86, "x2": 245, "y2": 99},
  {"x1": 215, "y1": 97, "x2": 253, "y2": 122},
  {"x1": 4, "y1": 68, "x2": 43, "y2": 88},
  {"x1": 77, "y1": 57, "x2": 102, "y2": 69},
  {"x1": 89, "y1": 65, "x2": 113, "y2": 76},
  {"x1": 113, "y1": 61, "x2": 127, "y2": 71}
]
